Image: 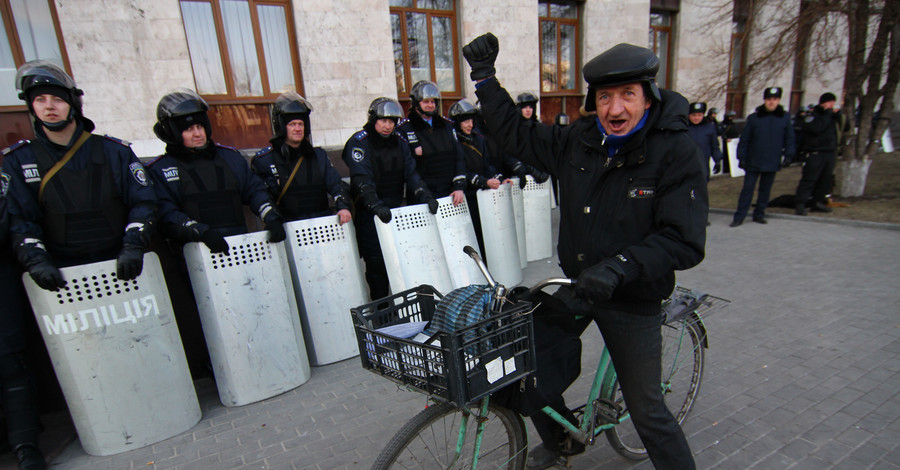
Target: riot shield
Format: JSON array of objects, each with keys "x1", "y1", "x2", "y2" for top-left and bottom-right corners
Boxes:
[
  {"x1": 523, "y1": 175, "x2": 552, "y2": 261},
  {"x1": 22, "y1": 253, "x2": 200, "y2": 456},
  {"x1": 476, "y1": 184, "x2": 523, "y2": 287},
  {"x1": 433, "y1": 196, "x2": 485, "y2": 289},
  {"x1": 284, "y1": 215, "x2": 365, "y2": 365},
  {"x1": 184, "y1": 232, "x2": 310, "y2": 406},
  {"x1": 510, "y1": 177, "x2": 527, "y2": 268},
  {"x1": 375, "y1": 203, "x2": 454, "y2": 295}
]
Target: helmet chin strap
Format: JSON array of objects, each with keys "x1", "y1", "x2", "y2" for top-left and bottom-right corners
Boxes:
[{"x1": 36, "y1": 108, "x2": 76, "y2": 132}]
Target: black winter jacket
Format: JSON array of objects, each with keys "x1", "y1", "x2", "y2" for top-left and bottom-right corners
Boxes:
[{"x1": 476, "y1": 78, "x2": 708, "y2": 314}]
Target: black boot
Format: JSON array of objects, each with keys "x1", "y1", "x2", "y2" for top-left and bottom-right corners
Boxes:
[
  {"x1": 15, "y1": 444, "x2": 47, "y2": 470},
  {"x1": 795, "y1": 203, "x2": 808, "y2": 216},
  {"x1": 812, "y1": 202, "x2": 833, "y2": 213}
]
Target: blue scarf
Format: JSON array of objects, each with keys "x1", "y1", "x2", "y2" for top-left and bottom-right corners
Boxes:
[{"x1": 597, "y1": 111, "x2": 649, "y2": 156}]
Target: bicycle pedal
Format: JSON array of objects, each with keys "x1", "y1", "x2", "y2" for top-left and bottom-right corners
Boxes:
[{"x1": 593, "y1": 398, "x2": 623, "y2": 425}]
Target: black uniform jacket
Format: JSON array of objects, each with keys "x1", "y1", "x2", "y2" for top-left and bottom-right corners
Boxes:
[{"x1": 476, "y1": 78, "x2": 708, "y2": 313}]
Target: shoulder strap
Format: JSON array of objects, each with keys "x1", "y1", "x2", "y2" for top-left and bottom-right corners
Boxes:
[
  {"x1": 38, "y1": 131, "x2": 92, "y2": 203},
  {"x1": 277, "y1": 155, "x2": 305, "y2": 205}
]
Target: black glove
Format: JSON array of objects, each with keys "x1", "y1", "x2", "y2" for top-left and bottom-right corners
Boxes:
[
  {"x1": 26, "y1": 255, "x2": 66, "y2": 291},
  {"x1": 372, "y1": 204, "x2": 392, "y2": 223},
  {"x1": 532, "y1": 169, "x2": 550, "y2": 184},
  {"x1": 116, "y1": 243, "x2": 144, "y2": 281},
  {"x1": 462, "y1": 33, "x2": 499, "y2": 81},
  {"x1": 265, "y1": 218, "x2": 286, "y2": 243},
  {"x1": 517, "y1": 174, "x2": 528, "y2": 189},
  {"x1": 425, "y1": 196, "x2": 439, "y2": 214},
  {"x1": 574, "y1": 259, "x2": 627, "y2": 302},
  {"x1": 201, "y1": 229, "x2": 230, "y2": 254},
  {"x1": 713, "y1": 161, "x2": 722, "y2": 174}
]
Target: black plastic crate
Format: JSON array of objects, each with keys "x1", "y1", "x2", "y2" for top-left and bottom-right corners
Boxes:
[{"x1": 351, "y1": 285, "x2": 535, "y2": 408}]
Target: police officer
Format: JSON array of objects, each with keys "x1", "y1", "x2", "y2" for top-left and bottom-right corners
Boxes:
[
  {"x1": 464, "y1": 34, "x2": 707, "y2": 470},
  {"x1": 730, "y1": 87, "x2": 795, "y2": 226},
  {"x1": 0, "y1": 187, "x2": 45, "y2": 470},
  {"x1": 146, "y1": 89, "x2": 285, "y2": 253},
  {"x1": 794, "y1": 92, "x2": 846, "y2": 215},
  {"x1": 397, "y1": 81, "x2": 467, "y2": 205},
  {"x1": 506, "y1": 92, "x2": 551, "y2": 188},
  {"x1": 449, "y1": 99, "x2": 502, "y2": 256},
  {"x1": 687, "y1": 102, "x2": 723, "y2": 177},
  {"x1": 251, "y1": 92, "x2": 351, "y2": 224},
  {"x1": 343, "y1": 97, "x2": 436, "y2": 300},
  {"x1": 2, "y1": 60, "x2": 157, "y2": 292}
]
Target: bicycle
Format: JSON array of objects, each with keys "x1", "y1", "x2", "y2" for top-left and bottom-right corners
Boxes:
[{"x1": 352, "y1": 247, "x2": 729, "y2": 469}]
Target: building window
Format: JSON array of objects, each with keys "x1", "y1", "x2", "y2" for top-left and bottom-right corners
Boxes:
[
  {"x1": 179, "y1": 0, "x2": 303, "y2": 102},
  {"x1": 389, "y1": 0, "x2": 460, "y2": 103},
  {"x1": 1, "y1": 0, "x2": 69, "y2": 108},
  {"x1": 649, "y1": 10, "x2": 673, "y2": 90},
  {"x1": 539, "y1": 1, "x2": 579, "y2": 95}
]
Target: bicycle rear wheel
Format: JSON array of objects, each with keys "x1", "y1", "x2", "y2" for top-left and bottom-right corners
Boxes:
[
  {"x1": 606, "y1": 315, "x2": 705, "y2": 460},
  {"x1": 372, "y1": 400, "x2": 527, "y2": 470}
]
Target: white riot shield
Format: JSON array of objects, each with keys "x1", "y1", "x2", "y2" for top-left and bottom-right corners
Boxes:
[
  {"x1": 23, "y1": 253, "x2": 200, "y2": 456},
  {"x1": 727, "y1": 138, "x2": 744, "y2": 177},
  {"x1": 433, "y1": 196, "x2": 485, "y2": 289},
  {"x1": 476, "y1": 185, "x2": 523, "y2": 287},
  {"x1": 184, "y1": 232, "x2": 310, "y2": 406},
  {"x1": 523, "y1": 175, "x2": 553, "y2": 261},
  {"x1": 284, "y1": 215, "x2": 365, "y2": 366},
  {"x1": 510, "y1": 178, "x2": 527, "y2": 268},
  {"x1": 375, "y1": 203, "x2": 454, "y2": 295}
]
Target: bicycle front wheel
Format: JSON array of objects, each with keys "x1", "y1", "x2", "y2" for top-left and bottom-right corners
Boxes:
[
  {"x1": 606, "y1": 315, "x2": 706, "y2": 460},
  {"x1": 372, "y1": 401, "x2": 527, "y2": 470}
]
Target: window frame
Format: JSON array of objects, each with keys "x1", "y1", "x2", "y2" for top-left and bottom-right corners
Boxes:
[
  {"x1": 0, "y1": 0, "x2": 71, "y2": 112},
  {"x1": 538, "y1": 0, "x2": 581, "y2": 97},
  {"x1": 649, "y1": 9, "x2": 674, "y2": 90},
  {"x1": 178, "y1": 0, "x2": 304, "y2": 104},
  {"x1": 389, "y1": 0, "x2": 461, "y2": 105}
]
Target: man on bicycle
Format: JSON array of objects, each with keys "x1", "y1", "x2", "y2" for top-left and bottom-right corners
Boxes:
[{"x1": 463, "y1": 35, "x2": 708, "y2": 469}]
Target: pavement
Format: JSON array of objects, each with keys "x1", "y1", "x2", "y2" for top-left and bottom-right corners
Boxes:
[{"x1": 7, "y1": 207, "x2": 900, "y2": 469}]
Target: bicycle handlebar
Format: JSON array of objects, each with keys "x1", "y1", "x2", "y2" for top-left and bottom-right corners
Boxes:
[{"x1": 528, "y1": 277, "x2": 575, "y2": 295}]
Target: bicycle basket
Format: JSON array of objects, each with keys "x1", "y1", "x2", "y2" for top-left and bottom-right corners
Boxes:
[
  {"x1": 663, "y1": 285, "x2": 731, "y2": 324},
  {"x1": 351, "y1": 285, "x2": 536, "y2": 408}
]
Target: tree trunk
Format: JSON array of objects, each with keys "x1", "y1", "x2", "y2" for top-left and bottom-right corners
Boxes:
[{"x1": 839, "y1": 158, "x2": 872, "y2": 197}]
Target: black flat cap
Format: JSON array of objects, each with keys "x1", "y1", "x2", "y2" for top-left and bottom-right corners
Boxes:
[
  {"x1": 690, "y1": 102, "x2": 707, "y2": 114},
  {"x1": 764, "y1": 87, "x2": 782, "y2": 99},
  {"x1": 583, "y1": 43, "x2": 661, "y2": 110}
]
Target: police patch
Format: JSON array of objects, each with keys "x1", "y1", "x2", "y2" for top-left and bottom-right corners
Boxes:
[
  {"x1": 351, "y1": 147, "x2": 365, "y2": 162},
  {"x1": 0, "y1": 172, "x2": 9, "y2": 198},
  {"x1": 22, "y1": 163, "x2": 40, "y2": 183},
  {"x1": 162, "y1": 166, "x2": 179, "y2": 182},
  {"x1": 129, "y1": 162, "x2": 149, "y2": 186},
  {"x1": 628, "y1": 187, "x2": 655, "y2": 198}
]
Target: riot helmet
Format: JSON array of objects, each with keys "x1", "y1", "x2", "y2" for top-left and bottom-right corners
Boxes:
[
  {"x1": 449, "y1": 99, "x2": 478, "y2": 122},
  {"x1": 368, "y1": 97, "x2": 404, "y2": 124},
  {"x1": 409, "y1": 80, "x2": 441, "y2": 117},
  {"x1": 154, "y1": 88, "x2": 211, "y2": 146},
  {"x1": 516, "y1": 92, "x2": 539, "y2": 108},
  {"x1": 15, "y1": 60, "x2": 88, "y2": 132},
  {"x1": 449, "y1": 99, "x2": 479, "y2": 135},
  {"x1": 271, "y1": 92, "x2": 313, "y2": 142}
]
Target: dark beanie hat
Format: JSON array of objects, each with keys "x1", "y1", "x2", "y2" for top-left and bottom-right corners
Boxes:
[
  {"x1": 173, "y1": 112, "x2": 210, "y2": 134},
  {"x1": 27, "y1": 84, "x2": 71, "y2": 105},
  {"x1": 819, "y1": 92, "x2": 837, "y2": 104}
]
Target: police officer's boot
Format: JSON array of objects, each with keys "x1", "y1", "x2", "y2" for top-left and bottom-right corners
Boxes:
[
  {"x1": 795, "y1": 203, "x2": 808, "y2": 216},
  {"x1": 15, "y1": 444, "x2": 47, "y2": 470}
]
